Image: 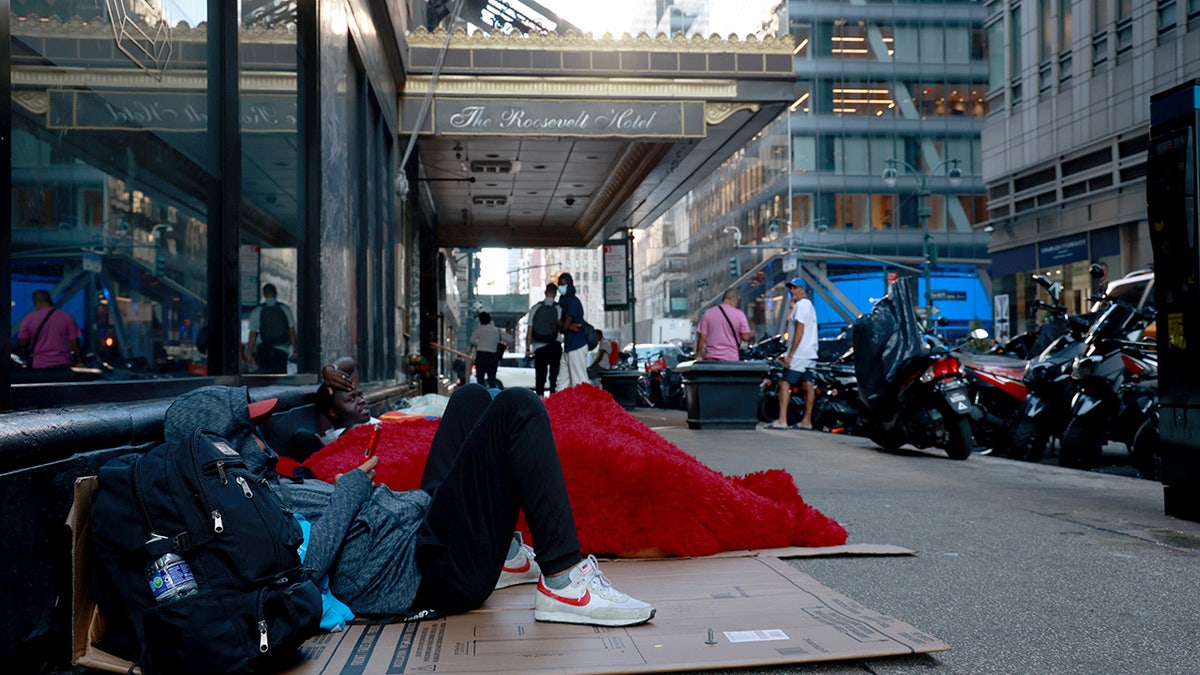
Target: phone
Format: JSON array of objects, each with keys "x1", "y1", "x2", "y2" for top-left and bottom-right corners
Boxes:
[{"x1": 365, "y1": 423, "x2": 382, "y2": 458}]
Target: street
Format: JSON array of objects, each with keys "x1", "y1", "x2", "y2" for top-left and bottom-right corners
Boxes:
[{"x1": 631, "y1": 409, "x2": 1200, "y2": 675}]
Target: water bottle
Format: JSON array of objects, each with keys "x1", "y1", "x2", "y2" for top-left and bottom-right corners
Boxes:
[{"x1": 146, "y1": 536, "x2": 198, "y2": 604}]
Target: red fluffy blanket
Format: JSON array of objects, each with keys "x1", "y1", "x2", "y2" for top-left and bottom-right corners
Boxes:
[{"x1": 276, "y1": 385, "x2": 846, "y2": 557}]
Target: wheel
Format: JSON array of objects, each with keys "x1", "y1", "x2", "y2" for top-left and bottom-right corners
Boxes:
[
  {"x1": 1059, "y1": 418, "x2": 1104, "y2": 469},
  {"x1": 1131, "y1": 415, "x2": 1162, "y2": 481},
  {"x1": 757, "y1": 393, "x2": 777, "y2": 423},
  {"x1": 866, "y1": 419, "x2": 903, "y2": 453},
  {"x1": 944, "y1": 416, "x2": 975, "y2": 460},
  {"x1": 1009, "y1": 419, "x2": 1049, "y2": 462}
]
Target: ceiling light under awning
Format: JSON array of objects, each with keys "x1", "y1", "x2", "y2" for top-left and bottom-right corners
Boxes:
[{"x1": 470, "y1": 160, "x2": 514, "y2": 174}]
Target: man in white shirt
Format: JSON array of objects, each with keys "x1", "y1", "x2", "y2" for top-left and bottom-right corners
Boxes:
[
  {"x1": 768, "y1": 278, "x2": 819, "y2": 430},
  {"x1": 469, "y1": 311, "x2": 513, "y2": 388}
]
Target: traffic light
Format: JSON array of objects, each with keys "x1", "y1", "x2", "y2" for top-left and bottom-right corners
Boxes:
[
  {"x1": 728, "y1": 256, "x2": 741, "y2": 279},
  {"x1": 924, "y1": 233, "x2": 939, "y2": 268},
  {"x1": 154, "y1": 250, "x2": 165, "y2": 277}
]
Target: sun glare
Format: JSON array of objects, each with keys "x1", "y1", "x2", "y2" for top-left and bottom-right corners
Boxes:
[{"x1": 537, "y1": 0, "x2": 644, "y2": 37}]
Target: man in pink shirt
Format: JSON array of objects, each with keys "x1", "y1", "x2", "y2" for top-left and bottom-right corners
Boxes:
[
  {"x1": 17, "y1": 289, "x2": 82, "y2": 369},
  {"x1": 695, "y1": 289, "x2": 752, "y2": 361}
]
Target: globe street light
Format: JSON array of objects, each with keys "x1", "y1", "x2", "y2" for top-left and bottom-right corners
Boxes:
[{"x1": 881, "y1": 157, "x2": 962, "y2": 331}]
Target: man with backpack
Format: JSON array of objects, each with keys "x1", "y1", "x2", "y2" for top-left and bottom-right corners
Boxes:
[
  {"x1": 525, "y1": 282, "x2": 562, "y2": 397},
  {"x1": 92, "y1": 382, "x2": 655, "y2": 672},
  {"x1": 246, "y1": 283, "x2": 296, "y2": 374}
]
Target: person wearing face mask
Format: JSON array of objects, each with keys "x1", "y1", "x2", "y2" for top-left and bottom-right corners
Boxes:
[
  {"x1": 555, "y1": 272, "x2": 589, "y2": 388},
  {"x1": 245, "y1": 283, "x2": 296, "y2": 374}
]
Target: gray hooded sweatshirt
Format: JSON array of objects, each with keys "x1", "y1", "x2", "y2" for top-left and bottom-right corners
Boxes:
[{"x1": 164, "y1": 386, "x2": 429, "y2": 615}]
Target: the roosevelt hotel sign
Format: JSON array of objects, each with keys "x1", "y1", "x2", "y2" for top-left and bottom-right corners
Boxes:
[{"x1": 417, "y1": 99, "x2": 706, "y2": 138}]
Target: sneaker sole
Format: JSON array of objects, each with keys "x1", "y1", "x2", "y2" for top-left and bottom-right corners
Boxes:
[
  {"x1": 495, "y1": 572, "x2": 540, "y2": 589},
  {"x1": 533, "y1": 607, "x2": 655, "y2": 627}
]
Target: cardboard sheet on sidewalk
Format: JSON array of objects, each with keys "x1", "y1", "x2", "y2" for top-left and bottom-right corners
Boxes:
[
  {"x1": 282, "y1": 556, "x2": 948, "y2": 674},
  {"x1": 70, "y1": 477, "x2": 946, "y2": 674}
]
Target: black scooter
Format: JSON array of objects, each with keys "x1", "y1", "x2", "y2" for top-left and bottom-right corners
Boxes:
[{"x1": 854, "y1": 278, "x2": 979, "y2": 460}]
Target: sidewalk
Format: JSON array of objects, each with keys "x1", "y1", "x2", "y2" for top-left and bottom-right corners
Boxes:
[{"x1": 629, "y1": 408, "x2": 1200, "y2": 675}]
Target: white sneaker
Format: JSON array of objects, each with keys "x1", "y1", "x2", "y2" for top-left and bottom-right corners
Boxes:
[
  {"x1": 495, "y1": 532, "x2": 541, "y2": 589},
  {"x1": 534, "y1": 555, "x2": 656, "y2": 627}
]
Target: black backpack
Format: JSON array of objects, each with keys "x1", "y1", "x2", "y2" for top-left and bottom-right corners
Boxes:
[
  {"x1": 259, "y1": 303, "x2": 290, "y2": 346},
  {"x1": 90, "y1": 429, "x2": 322, "y2": 674},
  {"x1": 531, "y1": 303, "x2": 559, "y2": 343}
]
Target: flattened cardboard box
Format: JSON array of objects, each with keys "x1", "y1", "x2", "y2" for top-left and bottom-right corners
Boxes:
[
  {"x1": 70, "y1": 477, "x2": 947, "y2": 674},
  {"x1": 284, "y1": 556, "x2": 947, "y2": 674}
]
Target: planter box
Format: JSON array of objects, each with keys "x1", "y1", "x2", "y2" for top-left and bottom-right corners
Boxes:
[
  {"x1": 675, "y1": 360, "x2": 769, "y2": 429},
  {"x1": 598, "y1": 370, "x2": 642, "y2": 410}
]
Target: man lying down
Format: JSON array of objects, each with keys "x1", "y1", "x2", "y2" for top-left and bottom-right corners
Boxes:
[{"x1": 166, "y1": 379, "x2": 655, "y2": 629}]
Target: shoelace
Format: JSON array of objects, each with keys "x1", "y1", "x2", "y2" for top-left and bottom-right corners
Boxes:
[{"x1": 579, "y1": 554, "x2": 624, "y2": 599}]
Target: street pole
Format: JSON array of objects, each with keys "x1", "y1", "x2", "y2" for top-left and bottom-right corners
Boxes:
[
  {"x1": 918, "y1": 184, "x2": 934, "y2": 333},
  {"x1": 627, "y1": 227, "x2": 637, "y2": 368},
  {"x1": 882, "y1": 158, "x2": 961, "y2": 333}
]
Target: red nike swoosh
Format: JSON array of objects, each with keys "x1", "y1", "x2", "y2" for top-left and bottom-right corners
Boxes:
[
  {"x1": 538, "y1": 580, "x2": 591, "y2": 607},
  {"x1": 503, "y1": 558, "x2": 531, "y2": 574}
]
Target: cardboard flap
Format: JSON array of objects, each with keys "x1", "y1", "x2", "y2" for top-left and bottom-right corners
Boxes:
[{"x1": 70, "y1": 476, "x2": 140, "y2": 675}]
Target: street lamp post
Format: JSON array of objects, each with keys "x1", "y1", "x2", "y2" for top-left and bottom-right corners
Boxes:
[{"x1": 881, "y1": 157, "x2": 963, "y2": 331}]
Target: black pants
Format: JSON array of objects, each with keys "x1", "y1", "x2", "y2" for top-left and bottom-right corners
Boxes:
[
  {"x1": 256, "y1": 343, "x2": 289, "y2": 374},
  {"x1": 532, "y1": 342, "x2": 562, "y2": 396},
  {"x1": 474, "y1": 350, "x2": 500, "y2": 387},
  {"x1": 414, "y1": 385, "x2": 582, "y2": 615}
]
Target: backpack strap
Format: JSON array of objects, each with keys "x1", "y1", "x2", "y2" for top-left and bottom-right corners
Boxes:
[
  {"x1": 717, "y1": 306, "x2": 742, "y2": 350},
  {"x1": 25, "y1": 307, "x2": 56, "y2": 355}
]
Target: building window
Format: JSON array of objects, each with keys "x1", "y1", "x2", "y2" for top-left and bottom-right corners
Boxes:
[
  {"x1": 987, "y1": 16, "x2": 1006, "y2": 92},
  {"x1": 793, "y1": 136, "x2": 817, "y2": 173},
  {"x1": 791, "y1": 21, "x2": 812, "y2": 59},
  {"x1": 790, "y1": 81, "x2": 813, "y2": 116},
  {"x1": 11, "y1": 1, "x2": 215, "y2": 384},
  {"x1": 241, "y1": 1, "x2": 304, "y2": 375},
  {"x1": 1159, "y1": 0, "x2": 1178, "y2": 38},
  {"x1": 1058, "y1": 0, "x2": 1073, "y2": 81},
  {"x1": 1116, "y1": 0, "x2": 1134, "y2": 57},
  {"x1": 1011, "y1": 5, "x2": 1023, "y2": 103}
]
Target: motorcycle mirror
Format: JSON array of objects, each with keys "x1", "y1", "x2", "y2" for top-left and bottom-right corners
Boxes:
[
  {"x1": 1032, "y1": 274, "x2": 1053, "y2": 290},
  {"x1": 970, "y1": 328, "x2": 990, "y2": 341},
  {"x1": 1088, "y1": 262, "x2": 1106, "y2": 279},
  {"x1": 936, "y1": 317, "x2": 950, "y2": 326}
]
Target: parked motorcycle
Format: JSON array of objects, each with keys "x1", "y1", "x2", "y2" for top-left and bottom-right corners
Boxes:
[
  {"x1": 992, "y1": 274, "x2": 1093, "y2": 359},
  {"x1": 957, "y1": 350, "x2": 1028, "y2": 454},
  {"x1": 639, "y1": 351, "x2": 686, "y2": 410},
  {"x1": 756, "y1": 357, "x2": 804, "y2": 425},
  {"x1": 754, "y1": 350, "x2": 860, "y2": 432},
  {"x1": 1058, "y1": 304, "x2": 1156, "y2": 468},
  {"x1": 853, "y1": 278, "x2": 979, "y2": 460},
  {"x1": 1006, "y1": 332, "x2": 1086, "y2": 462},
  {"x1": 811, "y1": 360, "x2": 861, "y2": 433},
  {"x1": 1003, "y1": 271, "x2": 1113, "y2": 462}
]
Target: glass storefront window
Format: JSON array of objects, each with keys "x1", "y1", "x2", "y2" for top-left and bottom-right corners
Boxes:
[
  {"x1": 240, "y1": 2, "x2": 303, "y2": 375},
  {"x1": 11, "y1": 2, "x2": 212, "y2": 383}
]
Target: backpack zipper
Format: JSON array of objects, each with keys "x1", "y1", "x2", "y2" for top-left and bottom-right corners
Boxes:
[
  {"x1": 235, "y1": 476, "x2": 254, "y2": 499},
  {"x1": 256, "y1": 589, "x2": 270, "y2": 653},
  {"x1": 189, "y1": 432, "x2": 224, "y2": 534}
]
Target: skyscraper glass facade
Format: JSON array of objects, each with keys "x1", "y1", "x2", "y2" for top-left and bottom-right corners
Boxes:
[{"x1": 659, "y1": 1, "x2": 991, "y2": 338}]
